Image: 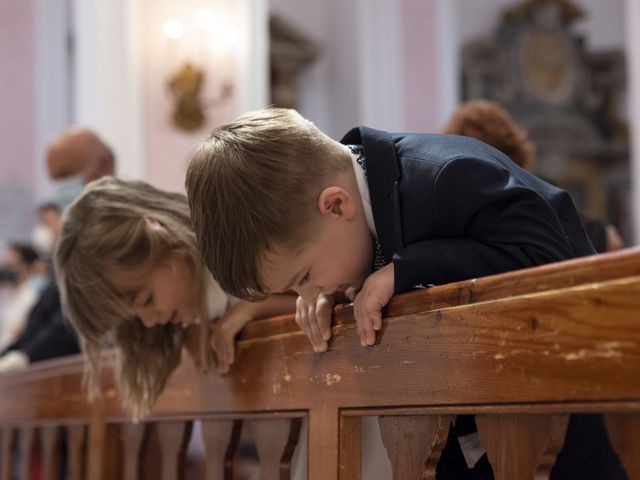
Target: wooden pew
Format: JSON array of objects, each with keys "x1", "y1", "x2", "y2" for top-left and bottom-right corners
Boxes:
[{"x1": 0, "y1": 248, "x2": 639, "y2": 479}]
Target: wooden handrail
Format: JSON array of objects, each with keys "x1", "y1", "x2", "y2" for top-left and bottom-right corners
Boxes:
[{"x1": 1, "y1": 248, "x2": 640, "y2": 479}]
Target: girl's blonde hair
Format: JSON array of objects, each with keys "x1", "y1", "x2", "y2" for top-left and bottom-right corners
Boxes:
[{"x1": 54, "y1": 176, "x2": 207, "y2": 418}]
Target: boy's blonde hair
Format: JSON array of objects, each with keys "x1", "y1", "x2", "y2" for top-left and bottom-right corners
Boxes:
[
  {"x1": 55, "y1": 177, "x2": 206, "y2": 418},
  {"x1": 186, "y1": 107, "x2": 350, "y2": 299}
]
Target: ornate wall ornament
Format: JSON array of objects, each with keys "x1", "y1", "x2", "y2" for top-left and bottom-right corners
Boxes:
[
  {"x1": 462, "y1": 0, "x2": 630, "y2": 240},
  {"x1": 269, "y1": 15, "x2": 319, "y2": 109}
]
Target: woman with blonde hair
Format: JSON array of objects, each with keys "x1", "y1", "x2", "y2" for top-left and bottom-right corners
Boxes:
[{"x1": 55, "y1": 176, "x2": 293, "y2": 417}]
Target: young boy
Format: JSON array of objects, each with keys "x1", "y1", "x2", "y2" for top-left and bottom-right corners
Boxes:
[
  {"x1": 186, "y1": 108, "x2": 626, "y2": 479},
  {"x1": 186, "y1": 107, "x2": 593, "y2": 348}
]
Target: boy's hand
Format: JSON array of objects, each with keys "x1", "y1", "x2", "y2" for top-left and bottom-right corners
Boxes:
[
  {"x1": 296, "y1": 290, "x2": 356, "y2": 352},
  {"x1": 353, "y1": 263, "x2": 395, "y2": 347},
  {"x1": 295, "y1": 294, "x2": 335, "y2": 352}
]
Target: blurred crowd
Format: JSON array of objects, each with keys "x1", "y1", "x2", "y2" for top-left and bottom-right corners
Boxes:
[{"x1": 0, "y1": 129, "x2": 114, "y2": 372}]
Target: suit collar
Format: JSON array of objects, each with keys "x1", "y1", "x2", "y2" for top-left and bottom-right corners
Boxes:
[{"x1": 340, "y1": 126, "x2": 403, "y2": 261}]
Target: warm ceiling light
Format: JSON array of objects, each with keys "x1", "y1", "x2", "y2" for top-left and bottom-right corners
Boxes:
[
  {"x1": 219, "y1": 26, "x2": 239, "y2": 46},
  {"x1": 163, "y1": 19, "x2": 184, "y2": 39},
  {"x1": 197, "y1": 9, "x2": 217, "y2": 29}
]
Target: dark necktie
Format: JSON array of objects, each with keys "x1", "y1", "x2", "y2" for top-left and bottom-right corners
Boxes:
[{"x1": 347, "y1": 145, "x2": 387, "y2": 272}]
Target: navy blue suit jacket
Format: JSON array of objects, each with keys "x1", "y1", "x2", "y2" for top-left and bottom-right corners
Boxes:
[
  {"x1": 340, "y1": 128, "x2": 627, "y2": 479},
  {"x1": 340, "y1": 127, "x2": 594, "y2": 292}
]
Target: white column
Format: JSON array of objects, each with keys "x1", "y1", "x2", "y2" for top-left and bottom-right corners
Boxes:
[
  {"x1": 435, "y1": 0, "x2": 461, "y2": 127},
  {"x1": 235, "y1": 0, "x2": 269, "y2": 113},
  {"x1": 72, "y1": 0, "x2": 144, "y2": 179},
  {"x1": 625, "y1": 0, "x2": 640, "y2": 244},
  {"x1": 356, "y1": 0, "x2": 406, "y2": 132},
  {"x1": 34, "y1": 0, "x2": 72, "y2": 201}
]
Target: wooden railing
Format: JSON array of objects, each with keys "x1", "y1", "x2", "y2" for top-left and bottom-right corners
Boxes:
[{"x1": 1, "y1": 248, "x2": 640, "y2": 479}]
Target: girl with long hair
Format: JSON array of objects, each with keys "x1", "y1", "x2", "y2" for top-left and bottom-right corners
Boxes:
[{"x1": 55, "y1": 176, "x2": 294, "y2": 417}]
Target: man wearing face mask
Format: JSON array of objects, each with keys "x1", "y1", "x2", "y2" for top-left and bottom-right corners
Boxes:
[
  {"x1": 47, "y1": 128, "x2": 115, "y2": 208},
  {"x1": 0, "y1": 128, "x2": 115, "y2": 372}
]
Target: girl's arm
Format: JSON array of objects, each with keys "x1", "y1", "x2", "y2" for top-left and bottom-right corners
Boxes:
[{"x1": 211, "y1": 294, "x2": 296, "y2": 373}]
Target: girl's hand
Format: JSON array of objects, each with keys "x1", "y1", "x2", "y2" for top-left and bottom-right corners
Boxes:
[
  {"x1": 209, "y1": 313, "x2": 246, "y2": 374},
  {"x1": 209, "y1": 295, "x2": 297, "y2": 374},
  {"x1": 182, "y1": 323, "x2": 213, "y2": 370}
]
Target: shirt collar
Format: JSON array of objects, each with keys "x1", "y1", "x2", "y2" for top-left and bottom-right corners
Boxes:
[{"x1": 349, "y1": 147, "x2": 378, "y2": 240}]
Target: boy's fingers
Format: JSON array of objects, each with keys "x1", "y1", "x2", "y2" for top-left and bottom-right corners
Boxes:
[
  {"x1": 354, "y1": 295, "x2": 380, "y2": 347},
  {"x1": 361, "y1": 315, "x2": 374, "y2": 346},
  {"x1": 373, "y1": 313, "x2": 383, "y2": 331},
  {"x1": 228, "y1": 340, "x2": 236, "y2": 365},
  {"x1": 298, "y1": 302, "x2": 318, "y2": 349},
  {"x1": 217, "y1": 352, "x2": 227, "y2": 373},
  {"x1": 307, "y1": 304, "x2": 326, "y2": 352},
  {"x1": 354, "y1": 300, "x2": 369, "y2": 347},
  {"x1": 213, "y1": 337, "x2": 224, "y2": 367},
  {"x1": 316, "y1": 296, "x2": 333, "y2": 341},
  {"x1": 366, "y1": 309, "x2": 381, "y2": 345},
  {"x1": 218, "y1": 359, "x2": 229, "y2": 374},
  {"x1": 221, "y1": 340, "x2": 230, "y2": 367},
  {"x1": 296, "y1": 306, "x2": 315, "y2": 350}
]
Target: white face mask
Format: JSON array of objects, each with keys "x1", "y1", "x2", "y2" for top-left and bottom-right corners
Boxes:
[
  {"x1": 31, "y1": 223, "x2": 55, "y2": 257},
  {"x1": 28, "y1": 274, "x2": 49, "y2": 294},
  {"x1": 52, "y1": 175, "x2": 86, "y2": 209}
]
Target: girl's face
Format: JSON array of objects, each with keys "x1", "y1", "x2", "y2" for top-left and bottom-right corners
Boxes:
[{"x1": 130, "y1": 250, "x2": 197, "y2": 328}]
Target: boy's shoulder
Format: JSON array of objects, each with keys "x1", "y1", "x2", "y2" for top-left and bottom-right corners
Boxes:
[
  {"x1": 394, "y1": 132, "x2": 503, "y2": 164},
  {"x1": 341, "y1": 126, "x2": 512, "y2": 171}
]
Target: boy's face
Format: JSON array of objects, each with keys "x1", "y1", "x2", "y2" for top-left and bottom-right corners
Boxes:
[{"x1": 260, "y1": 186, "x2": 373, "y2": 302}]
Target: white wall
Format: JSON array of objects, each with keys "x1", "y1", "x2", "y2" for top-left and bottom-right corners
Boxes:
[
  {"x1": 72, "y1": 0, "x2": 267, "y2": 192},
  {"x1": 34, "y1": 0, "x2": 73, "y2": 203},
  {"x1": 73, "y1": 0, "x2": 143, "y2": 180},
  {"x1": 0, "y1": 0, "x2": 37, "y2": 247},
  {"x1": 268, "y1": 0, "x2": 443, "y2": 138},
  {"x1": 268, "y1": 0, "x2": 362, "y2": 139}
]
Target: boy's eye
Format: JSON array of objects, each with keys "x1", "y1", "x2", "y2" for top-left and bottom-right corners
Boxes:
[{"x1": 298, "y1": 272, "x2": 310, "y2": 286}]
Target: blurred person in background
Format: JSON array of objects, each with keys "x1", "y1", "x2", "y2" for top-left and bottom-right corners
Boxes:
[
  {"x1": 0, "y1": 244, "x2": 41, "y2": 350},
  {"x1": 47, "y1": 128, "x2": 115, "y2": 209},
  {"x1": 443, "y1": 99, "x2": 624, "y2": 253},
  {"x1": 443, "y1": 98, "x2": 626, "y2": 478},
  {"x1": 30, "y1": 202, "x2": 61, "y2": 260},
  {"x1": 0, "y1": 128, "x2": 115, "y2": 372}
]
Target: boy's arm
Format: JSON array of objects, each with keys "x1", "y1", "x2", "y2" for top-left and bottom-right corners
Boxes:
[
  {"x1": 211, "y1": 294, "x2": 296, "y2": 373},
  {"x1": 394, "y1": 156, "x2": 580, "y2": 292}
]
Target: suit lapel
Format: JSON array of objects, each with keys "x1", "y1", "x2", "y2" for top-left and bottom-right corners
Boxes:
[{"x1": 340, "y1": 126, "x2": 403, "y2": 261}]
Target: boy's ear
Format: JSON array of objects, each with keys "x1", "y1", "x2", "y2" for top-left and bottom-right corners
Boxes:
[{"x1": 318, "y1": 187, "x2": 356, "y2": 219}]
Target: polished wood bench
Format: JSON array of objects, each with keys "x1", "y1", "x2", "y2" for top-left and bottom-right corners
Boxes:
[{"x1": 1, "y1": 248, "x2": 639, "y2": 479}]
